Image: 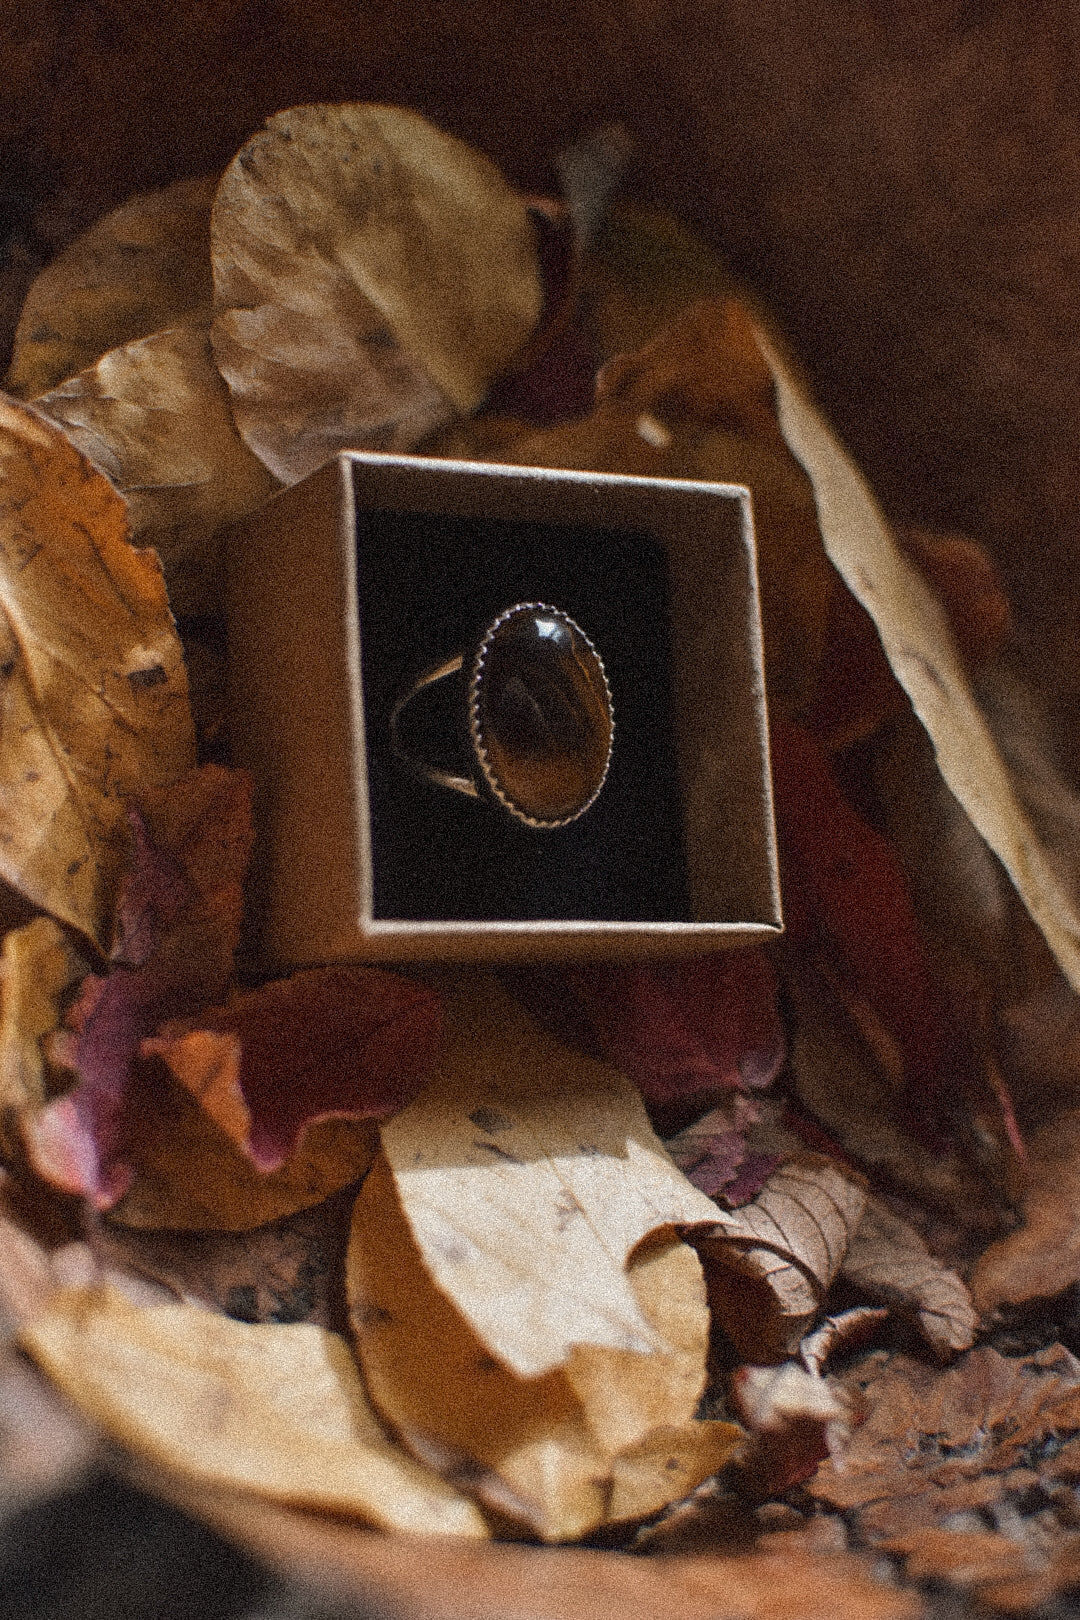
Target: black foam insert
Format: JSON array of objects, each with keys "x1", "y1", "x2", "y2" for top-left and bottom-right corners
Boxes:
[{"x1": 355, "y1": 503, "x2": 691, "y2": 923}]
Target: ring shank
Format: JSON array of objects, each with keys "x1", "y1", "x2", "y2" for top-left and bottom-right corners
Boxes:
[{"x1": 389, "y1": 653, "x2": 480, "y2": 798}]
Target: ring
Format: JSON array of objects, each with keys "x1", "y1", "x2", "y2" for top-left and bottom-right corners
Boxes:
[{"x1": 389, "y1": 603, "x2": 614, "y2": 828}]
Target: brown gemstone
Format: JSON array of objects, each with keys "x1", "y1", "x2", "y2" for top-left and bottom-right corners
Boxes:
[{"x1": 472, "y1": 606, "x2": 613, "y2": 825}]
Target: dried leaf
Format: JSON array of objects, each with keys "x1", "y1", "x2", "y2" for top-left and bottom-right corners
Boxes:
[
  {"x1": 972, "y1": 1109, "x2": 1080, "y2": 1313},
  {"x1": 497, "y1": 299, "x2": 832, "y2": 719},
  {"x1": 100, "y1": 1185, "x2": 357, "y2": 1325},
  {"x1": 732, "y1": 1362, "x2": 850, "y2": 1495},
  {"x1": 664, "y1": 1099, "x2": 778, "y2": 1203},
  {"x1": 584, "y1": 202, "x2": 744, "y2": 364},
  {"x1": 696, "y1": 1155, "x2": 867, "y2": 1361},
  {"x1": 0, "y1": 397, "x2": 194, "y2": 945},
  {"x1": 24, "y1": 765, "x2": 252, "y2": 1207},
  {"x1": 6, "y1": 176, "x2": 216, "y2": 399},
  {"x1": 36, "y1": 323, "x2": 278, "y2": 616},
  {"x1": 842, "y1": 1197, "x2": 977, "y2": 1357},
  {"x1": 771, "y1": 719, "x2": 946, "y2": 1107},
  {"x1": 378, "y1": 975, "x2": 720, "y2": 1380},
  {"x1": 347, "y1": 1155, "x2": 740, "y2": 1541},
  {"x1": 141, "y1": 966, "x2": 440, "y2": 1172},
  {"x1": 211, "y1": 104, "x2": 541, "y2": 483},
  {"x1": 109, "y1": 1062, "x2": 376, "y2": 1232},
  {"x1": 20, "y1": 1283, "x2": 488, "y2": 1535},
  {"x1": 192, "y1": 1488, "x2": 922, "y2": 1620},
  {"x1": 0, "y1": 918, "x2": 86, "y2": 1142},
  {"x1": 800, "y1": 1307, "x2": 889, "y2": 1378},
  {"x1": 785, "y1": 959, "x2": 1010, "y2": 1233},
  {"x1": 563, "y1": 952, "x2": 784, "y2": 1133},
  {"x1": 809, "y1": 1343, "x2": 1080, "y2": 1539},
  {"x1": 762, "y1": 337, "x2": 1080, "y2": 992}
]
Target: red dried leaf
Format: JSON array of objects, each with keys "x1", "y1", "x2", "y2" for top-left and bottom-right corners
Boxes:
[
  {"x1": 24, "y1": 764, "x2": 253, "y2": 1206},
  {"x1": 665, "y1": 1098, "x2": 779, "y2": 1202},
  {"x1": 770, "y1": 720, "x2": 947, "y2": 1123},
  {"x1": 512, "y1": 952, "x2": 784, "y2": 1140},
  {"x1": 142, "y1": 967, "x2": 442, "y2": 1172}
]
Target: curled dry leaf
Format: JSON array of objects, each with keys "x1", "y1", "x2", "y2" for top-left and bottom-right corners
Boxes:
[
  {"x1": 842, "y1": 1197, "x2": 977, "y2": 1357},
  {"x1": 761, "y1": 336, "x2": 1080, "y2": 992},
  {"x1": 6, "y1": 176, "x2": 216, "y2": 399},
  {"x1": 809, "y1": 1343, "x2": 1080, "y2": 1540},
  {"x1": 0, "y1": 397, "x2": 194, "y2": 945},
  {"x1": 800, "y1": 1307, "x2": 889, "y2": 1379},
  {"x1": 347, "y1": 1155, "x2": 740, "y2": 1542},
  {"x1": 695, "y1": 1155, "x2": 867, "y2": 1362},
  {"x1": 378, "y1": 975, "x2": 720, "y2": 1381},
  {"x1": 20, "y1": 1283, "x2": 488, "y2": 1536},
  {"x1": 211, "y1": 104, "x2": 542, "y2": 484},
  {"x1": 36, "y1": 324, "x2": 278, "y2": 616}
]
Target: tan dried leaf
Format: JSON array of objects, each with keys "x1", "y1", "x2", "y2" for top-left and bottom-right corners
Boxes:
[
  {"x1": 193, "y1": 1488, "x2": 922, "y2": 1620},
  {"x1": 35, "y1": 324, "x2": 279, "y2": 616},
  {"x1": 211, "y1": 104, "x2": 542, "y2": 484},
  {"x1": 347, "y1": 1155, "x2": 740, "y2": 1542},
  {"x1": 809, "y1": 1343, "x2": 1080, "y2": 1541},
  {"x1": 762, "y1": 337, "x2": 1080, "y2": 992},
  {"x1": 800, "y1": 1307, "x2": 889, "y2": 1378},
  {"x1": 972, "y1": 1109, "x2": 1080, "y2": 1313},
  {"x1": 110, "y1": 1065, "x2": 377, "y2": 1233},
  {"x1": 378, "y1": 975, "x2": 720, "y2": 1380},
  {"x1": 6, "y1": 176, "x2": 216, "y2": 399},
  {"x1": 21, "y1": 1282, "x2": 488, "y2": 1536},
  {"x1": 493, "y1": 299, "x2": 831, "y2": 720},
  {"x1": 0, "y1": 397, "x2": 194, "y2": 947},
  {"x1": 695, "y1": 1155, "x2": 867, "y2": 1361},
  {"x1": 0, "y1": 918, "x2": 85, "y2": 1143},
  {"x1": 842, "y1": 1197, "x2": 976, "y2": 1356}
]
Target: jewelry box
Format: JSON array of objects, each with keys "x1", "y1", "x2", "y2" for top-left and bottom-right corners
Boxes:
[{"x1": 226, "y1": 453, "x2": 782, "y2": 966}]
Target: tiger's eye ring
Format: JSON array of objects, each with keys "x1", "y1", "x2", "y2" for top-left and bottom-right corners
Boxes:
[{"x1": 389, "y1": 603, "x2": 614, "y2": 828}]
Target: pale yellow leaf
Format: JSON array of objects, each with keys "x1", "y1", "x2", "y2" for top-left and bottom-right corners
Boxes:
[
  {"x1": 21, "y1": 1283, "x2": 487, "y2": 1536},
  {"x1": 379, "y1": 975, "x2": 720, "y2": 1380},
  {"x1": 761, "y1": 337, "x2": 1080, "y2": 992},
  {"x1": 211, "y1": 103, "x2": 542, "y2": 483},
  {"x1": 0, "y1": 918, "x2": 85, "y2": 1137},
  {"x1": 842, "y1": 1198, "x2": 976, "y2": 1357},
  {"x1": 6, "y1": 176, "x2": 216, "y2": 400},
  {"x1": 36, "y1": 324, "x2": 278, "y2": 616},
  {"x1": 0, "y1": 397, "x2": 194, "y2": 947},
  {"x1": 347, "y1": 1155, "x2": 740, "y2": 1542}
]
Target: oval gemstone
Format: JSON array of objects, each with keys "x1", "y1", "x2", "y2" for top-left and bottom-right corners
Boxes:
[{"x1": 472, "y1": 606, "x2": 613, "y2": 825}]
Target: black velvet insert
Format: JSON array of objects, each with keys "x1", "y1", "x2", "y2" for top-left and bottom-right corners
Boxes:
[{"x1": 356, "y1": 503, "x2": 691, "y2": 922}]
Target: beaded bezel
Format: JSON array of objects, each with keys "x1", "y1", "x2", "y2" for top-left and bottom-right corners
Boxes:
[{"x1": 467, "y1": 602, "x2": 614, "y2": 829}]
